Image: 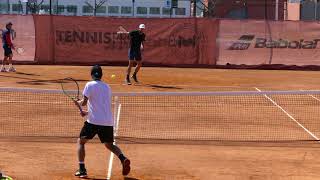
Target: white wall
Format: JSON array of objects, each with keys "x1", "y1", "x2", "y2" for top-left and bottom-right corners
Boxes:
[{"x1": 287, "y1": 2, "x2": 300, "y2": 20}]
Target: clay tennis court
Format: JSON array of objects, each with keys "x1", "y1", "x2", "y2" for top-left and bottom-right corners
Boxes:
[{"x1": 1, "y1": 65, "x2": 320, "y2": 180}]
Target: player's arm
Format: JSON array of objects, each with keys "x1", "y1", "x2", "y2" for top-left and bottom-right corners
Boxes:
[
  {"x1": 117, "y1": 31, "x2": 129, "y2": 35},
  {"x1": 141, "y1": 34, "x2": 145, "y2": 50},
  {"x1": 80, "y1": 84, "x2": 90, "y2": 107},
  {"x1": 11, "y1": 29, "x2": 16, "y2": 40},
  {"x1": 117, "y1": 26, "x2": 130, "y2": 34},
  {"x1": 77, "y1": 96, "x2": 88, "y2": 106},
  {"x1": 76, "y1": 96, "x2": 88, "y2": 117}
]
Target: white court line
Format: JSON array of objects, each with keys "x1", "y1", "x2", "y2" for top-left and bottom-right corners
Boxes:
[
  {"x1": 300, "y1": 89, "x2": 320, "y2": 103},
  {"x1": 309, "y1": 95, "x2": 320, "y2": 102},
  {"x1": 107, "y1": 102, "x2": 122, "y2": 180},
  {"x1": 0, "y1": 100, "x2": 63, "y2": 104},
  {"x1": 106, "y1": 144, "x2": 115, "y2": 180},
  {"x1": 254, "y1": 87, "x2": 320, "y2": 141},
  {"x1": 108, "y1": 83, "x2": 252, "y2": 88}
]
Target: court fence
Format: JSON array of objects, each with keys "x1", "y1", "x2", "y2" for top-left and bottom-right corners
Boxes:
[{"x1": 4, "y1": 14, "x2": 320, "y2": 69}]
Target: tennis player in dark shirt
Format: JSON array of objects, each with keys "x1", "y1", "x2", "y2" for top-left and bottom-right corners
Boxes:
[
  {"x1": 125, "y1": 24, "x2": 146, "y2": 85},
  {"x1": 1, "y1": 22, "x2": 15, "y2": 72}
]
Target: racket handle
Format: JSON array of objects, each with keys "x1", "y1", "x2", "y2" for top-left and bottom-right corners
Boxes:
[
  {"x1": 76, "y1": 103, "x2": 83, "y2": 113},
  {"x1": 77, "y1": 104, "x2": 87, "y2": 117},
  {"x1": 73, "y1": 100, "x2": 86, "y2": 116}
]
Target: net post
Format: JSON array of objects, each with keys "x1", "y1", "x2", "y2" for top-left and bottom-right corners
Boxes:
[
  {"x1": 113, "y1": 96, "x2": 121, "y2": 134},
  {"x1": 107, "y1": 96, "x2": 121, "y2": 180}
]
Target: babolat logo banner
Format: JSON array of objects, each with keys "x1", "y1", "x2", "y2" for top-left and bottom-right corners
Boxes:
[
  {"x1": 228, "y1": 35, "x2": 255, "y2": 50},
  {"x1": 228, "y1": 35, "x2": 320, "y2": 50}
]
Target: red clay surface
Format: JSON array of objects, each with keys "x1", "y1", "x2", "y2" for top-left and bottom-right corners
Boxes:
[{"x1": 1, "y1": 65, "x2": 320, "y2": 180}]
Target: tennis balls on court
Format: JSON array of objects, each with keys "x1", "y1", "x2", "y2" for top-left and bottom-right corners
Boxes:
[{"x1": 111, "y1": 74, "x2": 116, "y2": 78}]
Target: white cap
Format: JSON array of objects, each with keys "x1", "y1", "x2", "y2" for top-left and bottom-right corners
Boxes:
[{"x1": 139, "y1": 24, "x2": 145, "y2": 29}]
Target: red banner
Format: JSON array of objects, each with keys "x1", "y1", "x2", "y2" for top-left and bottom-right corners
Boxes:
[
  {"x1": 34, "y1": 16, "x2": 219, "y2": 66},
  {"x1": 218, "y1": 20, "x2": 320, "y2": 66}
]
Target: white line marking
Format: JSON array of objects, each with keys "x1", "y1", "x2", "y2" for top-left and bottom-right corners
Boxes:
[
  {"x1": 255, "y1": 87, "x2": 319, "y2": 141},
  {"x1": 299, "y1": 89, "x2": 320, "y2": 103},
  {"x1": 309, "y1": 95, "x2": 320, "y2": 102},
  {"x1": 108, "y1": 83, "x2": 247, "y2": 88},
  {"x1": 107, "y1": 102, "x2": 122, "y2": 180},
  {"x1": 305, "y1": 92, "x2": 320, "y2": 103},
  {"x1": 106, "y1": 151, "x2": 114, "y2": 180},
  {"x1": 0, "y1": 100, "x2": 63, "y2": 104}
]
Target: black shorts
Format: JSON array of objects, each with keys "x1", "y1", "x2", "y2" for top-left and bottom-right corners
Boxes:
[
  {"x1": 3, "y1": 45, "x2": 12, "y2": 57},
  {"x1": 80, "y1": 121, "x2": 114, "y2": 143},
  {"x1": 128, "y1": 48, "x2": 142, "y2": 61}
]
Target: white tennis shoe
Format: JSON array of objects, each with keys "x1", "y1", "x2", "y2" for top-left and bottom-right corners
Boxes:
[
  {"x1": 0, "y1": 66, "x2": 6, "y2": 72},
  {"x1": 8, "y1": 66, "x2": 16, "y2": 72}
]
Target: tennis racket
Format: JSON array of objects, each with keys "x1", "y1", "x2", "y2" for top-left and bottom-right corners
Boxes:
[
  {"x1": 14, "y1": 46, "x2": 25, "y2": 55},
  {"x1": 60, "y1": 77, "x2": 84, "y2": 115},
  {"x1": 117, "y1": 26, "x2": 129, "y2": 34}
]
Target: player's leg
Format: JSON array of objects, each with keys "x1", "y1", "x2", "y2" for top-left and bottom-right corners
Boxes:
[
  {"x1": 105, "y1": 143, "x2": 131, "y2": 176},
  {"x1": 75, "y1": 122, "x2": 97, "y2": 178},
  {"x1": 131, "y1": 50, "x2": 142, "y2": 83},
  {"x1": 126, "y1": 49, "x2": 135, "y2": 85},
  {"x1": 1, "y1": 56, "x2": 8, "y2": 72},
  {"x1": 132, "y1": 61, "x2": 142, "y2": 83},
  {"x1": 7, "y1": 52, "x2": 15, "y2": 72},
  {"x1": 98, "y1": 126, "x2": 131, "y2": 176},
  {"x1": 126, "y1": 61, "x2": 134, "y2": 85},
  {"x1": 76, "y1": 138, "x2": 89, "y2": 177},
  {"x1": 1, "y1": 45, "x2": 10, "y2": 72}
]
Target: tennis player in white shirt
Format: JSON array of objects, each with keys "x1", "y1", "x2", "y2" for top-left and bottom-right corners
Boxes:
[{"x1": 74, "y1": 65, "x2": 130, "y2": 178}]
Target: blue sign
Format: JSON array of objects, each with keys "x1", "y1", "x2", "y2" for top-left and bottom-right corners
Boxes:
[{"x1": 166, "y1": 0, "x2": 171, "y2": 8}]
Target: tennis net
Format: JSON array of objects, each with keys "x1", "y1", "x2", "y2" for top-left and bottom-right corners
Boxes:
[{"x1": 1, "y1": 87, "x2": 320, "y2": 143}]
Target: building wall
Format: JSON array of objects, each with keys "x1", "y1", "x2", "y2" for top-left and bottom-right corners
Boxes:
[
  {"x1": 0, "y1": 0, "x2": 191, "y2": 18},
  {"x1": 299, "y1": 0, "x2": 320, "y2": 21},
  {"x1": 287, "y1": 1, "x2": 300, "y2": 20},
  {"x1": 212, "y1": 0, "x2": 286, "y2": 20}
]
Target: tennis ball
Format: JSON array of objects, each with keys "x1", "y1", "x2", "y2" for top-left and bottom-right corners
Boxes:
[{"x1": 111, "y1": 74, "x2": 116, "y2": 78}]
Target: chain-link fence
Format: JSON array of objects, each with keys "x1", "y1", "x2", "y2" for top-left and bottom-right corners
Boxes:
[
  {"x1": 0, "y1": 0, "x2": 192, "y2": 17},
  {"x1": 0, "y1": 1, "x2": 319, "y2": 21},
  {"x1": 0, "y1": 0, "x2": 312, "y2": 20},
  {"x1": 0, "y1": 0, "x2": 320, "y2": 21}
]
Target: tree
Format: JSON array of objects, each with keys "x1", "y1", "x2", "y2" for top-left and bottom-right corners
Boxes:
[
  {"x1": 18, "y1": 1, "x2": 24, "y2": 14},
  {"x1": 195, "y1": 0, "x2": 216, "y2": 17},
  {"x1": 26, "y1": 0, "x2": 45, "y2": 14},
  {"x1": 85, "y1": 0, "x2": 108, "y2": 16}
]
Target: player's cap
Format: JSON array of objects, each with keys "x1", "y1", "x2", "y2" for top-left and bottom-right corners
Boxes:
[
  {"x1": 91, "y1": 65, "x2": 103, "y2": 80},
  {"x1": 6, "y1": 22, "x2": 12, "y2": 26},
  {"x1": 139, "y1": 24, "x2": 145, "y2": 29}
]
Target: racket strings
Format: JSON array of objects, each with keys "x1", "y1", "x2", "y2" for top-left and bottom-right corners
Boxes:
[
  {"x1": 16, "y1": 47, "x2": 24, "y2": 54},
  {"x1": 61, "y1": 78, "x2": 80, "y2": 100}
]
